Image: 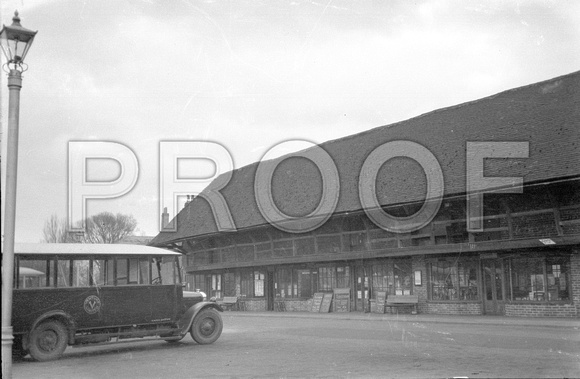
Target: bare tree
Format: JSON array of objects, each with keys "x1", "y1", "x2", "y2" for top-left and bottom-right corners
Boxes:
[
  {"x1": 42, "y1": 212, "x2": 138, "y2": 244},
  {"x1": 42, "y1": 214, "x2": 75, "y2": 243},
  {"x1": 80, "y1": 212, "x2": 137, "y2": 244}
]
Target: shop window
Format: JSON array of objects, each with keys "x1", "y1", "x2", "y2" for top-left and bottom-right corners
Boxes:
[
  {"x1": 429, "y1": 259, "x2": 478, "y2": 301},
  {"x1": 211, "y1": 273, "x2": 222, "y2": 298},
  {"x1": 507, "y1": 256, "x2": 570, "y2": 302},
  {"x1": 183, "y1": 273, "x2": 194, "y2": 291},
  {"x1": 254, "y1": 271, "x2": 265, "y2": 297},
  {"x1": 240, "y1": 270, "x2": 254, "y2": 298},
  {"x1": 430, "y1": 261, "x2": 458, "y2": 300},
  {"x1": 275, "y1": 269, "x2": 297, "y2": 298},
  {"x1": 223, "y1": 272, "x2": 236, "y2": 297},
  {"x1": 371, "y1": 263, "x2": 391, "y2": 298},
  {"x1": 193, "y1": 274, "x2": 208, "y2": 295},
  {"x1": 458, "y1": 262, "x2": 478, "y2": 300},
  {"x1": 393, "y1": 260, "x2": 413, "y2": 295},
  {"x1": 336, "y1": 266, "x2": 350, "y2": 288},
  {"x1": 318, "y1": 267, "x2": 336, "y2": 291},
  {"x1": 509, "y1": 258, "x2": 544, "y2": 300},
  {"x1": 546, "y1": 258, "x2": 570, "y2": 301}
]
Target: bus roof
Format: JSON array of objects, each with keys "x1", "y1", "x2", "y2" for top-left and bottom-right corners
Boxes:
[{"x1": 14, "y1": 243, "x2": 181, "y2": 257}]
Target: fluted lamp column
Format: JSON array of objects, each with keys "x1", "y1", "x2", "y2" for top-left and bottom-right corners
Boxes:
[{"x1": 1, "y1": 11, "x2": 37, "y2": 379}]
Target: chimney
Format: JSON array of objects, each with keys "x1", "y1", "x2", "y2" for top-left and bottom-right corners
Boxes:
[{"x1": 161, "y1": 207, "x2": 169, "y2": 228}]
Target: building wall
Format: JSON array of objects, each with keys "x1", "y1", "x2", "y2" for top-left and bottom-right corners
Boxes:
[{"x1": 425, "y1": 302, "x2": 483, "y2": 315}]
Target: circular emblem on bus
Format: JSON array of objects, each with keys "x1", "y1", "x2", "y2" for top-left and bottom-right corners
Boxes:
[{"x1": 83, "y1": 295, "x2": 101, "y2": 314}]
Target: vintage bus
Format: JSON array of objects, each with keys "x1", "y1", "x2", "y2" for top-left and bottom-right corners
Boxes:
[{"x1": 11, "y1": 243, "x2": 223, "y2": 361}]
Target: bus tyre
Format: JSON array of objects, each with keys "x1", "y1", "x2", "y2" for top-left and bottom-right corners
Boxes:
[
  {"x1": 190, "y1": 309, "x2": 223, "y2": 344},
  {"x1": 28, "y1": 320, "x2": 68, "y2": 361}
]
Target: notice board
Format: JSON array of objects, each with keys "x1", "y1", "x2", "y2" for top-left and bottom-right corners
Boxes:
[
  {"x1": 333, "y1": 288, "x2": 350, "y2": 313},
  {"x1": 311, "y1": 292, "x2": 324, "y2": 312},
  {"x1": 320, "y1": 293, "x2": 333, "y2": 313},
  {"x1": 374, "y1": 291, "x2": 387, "y2": 314}
]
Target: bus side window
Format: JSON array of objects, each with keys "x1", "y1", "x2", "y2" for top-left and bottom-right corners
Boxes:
[
  {"x1": 17, "y1": 258, "x2": 49, "y2": 288},
  {"x1": 92, "y1": 259, "x2": 106, "y2": 286},
  {"x1": 57, "y1": 259, "x2": 71, "y2": 287},
  {"x1": 117, "y1": 258, "x2": 128, "y2": 285},
  {"x1": 139, "y1": 258, "x2": 150, "y2": 284},
  {"x1": 106, "y1": 259, "x2": 115, "y2": 285},
  {"x1": 72, "y1": 260, "x2": 90, "y2": 287}
]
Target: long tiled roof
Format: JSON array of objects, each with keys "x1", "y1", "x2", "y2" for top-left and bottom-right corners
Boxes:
[{"x1": 151, "y1": 71, "x2": 580, "y2": 246}]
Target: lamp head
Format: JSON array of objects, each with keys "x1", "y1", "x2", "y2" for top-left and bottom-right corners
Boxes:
[{"x1": 0, "y1": 11, "x2": 38, "y2": 71}]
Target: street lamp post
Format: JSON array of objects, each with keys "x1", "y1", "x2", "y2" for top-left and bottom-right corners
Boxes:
[{"x1": 1, "y1": 11, "x2": 37, "y2": 378}]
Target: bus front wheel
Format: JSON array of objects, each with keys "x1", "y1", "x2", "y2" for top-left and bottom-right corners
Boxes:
[{"x1": 28, "y1": 320, "x2": 68, "y2": 361}]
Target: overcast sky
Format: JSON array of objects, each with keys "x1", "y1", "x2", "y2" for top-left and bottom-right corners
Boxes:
[{"x1": 1, "y1": 0, "x2": 579, "y2": 243}]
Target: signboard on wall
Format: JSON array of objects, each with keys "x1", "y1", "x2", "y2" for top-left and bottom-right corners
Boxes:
[
  {"x1": 374, "y1": 291, "x2": 387, "y2": 314},
  {"x1": 333, "y1": 288, "x2": 350, "y2": 313},
  {"x1": 311, "y1": 292, "x2": 324, "y2": 312},
  {"x1": 320, "y1": 293, "x2": 333, "y2": 313}
]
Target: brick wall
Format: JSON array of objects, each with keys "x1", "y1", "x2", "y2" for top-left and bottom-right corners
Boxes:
[
  {"x1": 240, "y1": 298, "x2": 266, "y2": 312},
  {"x1": 504, "y1": 303, "x2": 577, "y2": 317},
  {"x1": 424, "y1": 302, "x2": 483, "y2": 315},
  {"x1": 277, "y1": 298, "x2": 312, "y2": 312}
]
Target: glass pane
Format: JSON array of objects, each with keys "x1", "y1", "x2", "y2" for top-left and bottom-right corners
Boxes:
[
  {"x1": 430, "y1": 261, "x2": 458, "y2": 300},
  {"x1": 139, "y1": 258, "x2": 150, "y2": 284},
  {"x1": 92, "y1": 259, "x2": 106, "y2": 286},
  {"x1": 336, "y1": 266, "x2": 350, "y2": 288},
  {"x1": 372, "y1": 263, "x2": 390, "y2": 297},
  {"x1": 18, "y1": 259, "x2": 49, "y2": 288},
  {"x1": 240, "y1": 271, "x2": 253, "y2": 297},
  {"x1": 117, "y1": 258, "x2": 128, "y2": 285},
  {"x1": 106, "y1": 259, "x2": 115, "y2": 285},
  {"x1": 394, "y1": 259, "x2": 413, "y2": 295},
  {"x1": 72, "y1": 260, "x2": 90, "y2": 287},
  {"x1": 57, "y1": 260, "x2": 71, "y2": 287},
  {"x1": 458, "y1": 262, "x2": 478, "y2": 300},
  {"x1": 546, "y1": 257, "x2": 570, "y2": 301},
  {"x1": 128, "y1": 258, "x2": 139, "y2": 284},
  {"x1": 275, "y1": 269, "x2": 292, "y2": 298},
  {"x1": 158, "y1": 257, "x2": 176, "y2": 284},
  {"x1": 510, "y1": 258, "x2": 544, "y2": 301},
  {"x1": 254, "y1": 271, "x2": 264, "y2": 297}
]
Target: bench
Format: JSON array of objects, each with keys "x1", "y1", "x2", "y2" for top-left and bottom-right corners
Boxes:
[
  {"x1": 217, "y1": 296, "x2": 239, "y2": 311},
  {"x1": 385, "y1": 295, "x2": 418, "y2": 315}
]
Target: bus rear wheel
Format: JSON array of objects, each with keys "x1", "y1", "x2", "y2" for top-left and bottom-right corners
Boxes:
[{"x1": 28, "y1": 320, "x2": 68, "y2": 361}]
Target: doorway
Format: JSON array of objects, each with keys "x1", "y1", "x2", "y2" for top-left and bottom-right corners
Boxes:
[{"x1": 482, "y1": 259, "x2": 505, "y2": 315}]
